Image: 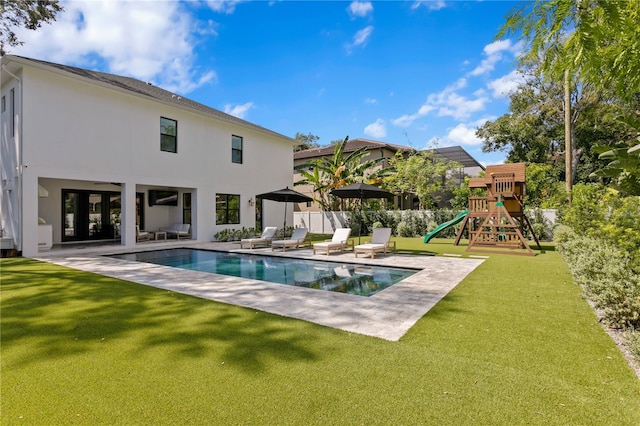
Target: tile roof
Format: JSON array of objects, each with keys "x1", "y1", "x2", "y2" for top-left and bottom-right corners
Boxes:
[
  {"x1": 294, "y1": 138, "x2": 484, "y2": 169},
  {"x1": 6, "y1": 55, "x2": 294, "y2": 142},
  {"x1": 294, "y1": 138, "x2": 411, "y2": 160}
]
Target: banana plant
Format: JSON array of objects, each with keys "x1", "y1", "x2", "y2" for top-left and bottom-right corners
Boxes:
[{"x1": 591, "y1": 140, "x2": 640, "y2": 196}]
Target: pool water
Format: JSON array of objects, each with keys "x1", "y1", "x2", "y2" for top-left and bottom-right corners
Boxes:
[{"x1": 109, "y1": 249, "x2": 416, "y2": 297}]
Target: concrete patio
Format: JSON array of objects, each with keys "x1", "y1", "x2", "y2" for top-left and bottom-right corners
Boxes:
[{"x1": 35, "y1": 241, "x2": 484, "y2": 341}]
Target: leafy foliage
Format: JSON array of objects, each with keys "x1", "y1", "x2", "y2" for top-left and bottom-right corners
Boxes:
[
  {"x1": 294, "y1": 136, "x2": 391, "y2": 211},
  {"x1": 524, "y1": 163, "x2": 566, "y2": 208},
  {"x1": 477, "y1": 64, "x2": 634, "y2": 185},
  {"x1": 0, "y1": 0, "x2": 63, "y2": 55},
  {"x1": 293, "y1": 132, "x2": 320, "y2": 152},
  {"x1": 554, "y1": 224, "x2": 640, "y2": 329},
  {"x1": 591, "y1": 112, "x2": 640, "y2": 196},
  {"x1": 498, "y1": 0, "x2": 640, "y2": 103},
  {"x1": 384, "y1": 149, "x2": 460, "y2": 209}
]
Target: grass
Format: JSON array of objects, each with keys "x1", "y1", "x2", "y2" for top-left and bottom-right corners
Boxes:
[{"x1": 2, "y1": 239, "x2": 640, "y2": 425}]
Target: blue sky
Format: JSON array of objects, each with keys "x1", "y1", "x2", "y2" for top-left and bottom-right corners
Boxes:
[{"x1": 12, "y1": 0, "x2": 526, "y2": 165}]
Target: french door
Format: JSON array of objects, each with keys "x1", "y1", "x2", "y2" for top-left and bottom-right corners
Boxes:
[{"x1": 62, "y1": 190, "x2": 144, "y2": 242}]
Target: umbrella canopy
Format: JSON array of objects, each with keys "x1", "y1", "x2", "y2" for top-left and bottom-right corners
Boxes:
[
  {"x1": 256, "y1": 187, "x2": 312, "y2": 231},
  {"x1": 330, "y1": 183, "x2": 394, "y2": 200},
  {"x1": 331, "y1": 183, "x2": 394, "y2": 243},
  {"x1": 256, "y1": 186, "x2": 313, "y2": 203}
]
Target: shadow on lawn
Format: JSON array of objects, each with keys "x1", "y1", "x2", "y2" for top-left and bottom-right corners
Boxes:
[{"x1": 1, "y1": 259, "x2": 329, "y2": 374}]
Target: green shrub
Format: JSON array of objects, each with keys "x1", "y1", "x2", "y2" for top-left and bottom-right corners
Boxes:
[
  {"x1": 396, "y1": 220, "x2": 412, "y2": 237},
  {"x1": 555, "y1": 225, "x2": 640, "y2": 329},
  {"x1": 559, "y1": 184, "x2": 640, "y2": 272},
  {"x1": 525, "y1": 208, "x2": 550, "y2": 241},
  {"x1": 559, "y1": 183, "x2": 608, "y2": 237},
  {"x1": 213, "y1": 227, "x2": 259, "y2": 241},
  {"x1": 624, "y1": 329, "x2": 640, "y2": 361},
  {"x1": 372, "y1": 221, "x2": 383, "y2": 229}
]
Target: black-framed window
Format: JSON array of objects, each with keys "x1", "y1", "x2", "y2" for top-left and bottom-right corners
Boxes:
[
  {"x1": 161, "y1": 117, "x2": 177, "y2": 153},
  {"x1": 232, "y1": 135, "x2": 243, "y2": 164},
  {"x1": 216, "y1": 194, "x2": 240, "y2": 224},
  {"x1": 1, "y1": 96, "x2": 5, "y2": 113}
]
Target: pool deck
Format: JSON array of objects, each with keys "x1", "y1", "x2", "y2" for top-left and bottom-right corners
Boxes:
[{"x1": 35, "y1": 241, "x2": 484, "y2": 341}]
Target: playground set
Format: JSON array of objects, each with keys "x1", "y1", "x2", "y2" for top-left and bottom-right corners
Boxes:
[{"x1": 424, "y1": 162, "x2": 541, "y2": 256}]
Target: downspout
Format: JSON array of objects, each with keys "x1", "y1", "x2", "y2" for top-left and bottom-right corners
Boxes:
[{"x1": 2, "y1": 63, "x2": 23, "y2": 254}]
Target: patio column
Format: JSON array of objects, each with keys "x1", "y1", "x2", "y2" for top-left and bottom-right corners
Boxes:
[{"x1": 121, "y1": 181, "x2": 136, "y2": 249}]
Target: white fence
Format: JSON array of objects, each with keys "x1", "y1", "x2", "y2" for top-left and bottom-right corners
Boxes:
[
  {"x1": 293, "y1": 209, "x2": 558, "y2": 236},
  {"x1": 293, "y1": 211, "x2": 350, "y2": 235}
]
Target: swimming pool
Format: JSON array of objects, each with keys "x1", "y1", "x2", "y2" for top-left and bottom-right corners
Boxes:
[{"x1": 109, "y1": 248, "x2": 416, "y2": 297}]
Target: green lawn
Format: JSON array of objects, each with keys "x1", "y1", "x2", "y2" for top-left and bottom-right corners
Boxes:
[{"x1": 2, "y1": 240, "x2": 639, "y2": 425}]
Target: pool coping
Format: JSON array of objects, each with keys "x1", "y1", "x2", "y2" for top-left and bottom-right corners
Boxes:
[{"x1": 35, "y1": 241, "x2": 484, "y2": 341}]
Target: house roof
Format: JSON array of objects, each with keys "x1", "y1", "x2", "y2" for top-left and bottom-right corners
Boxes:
[
  {"x1": 294, "y1": 138, "x2": 411, "y2": 160},
  {"x1": 294, "y1": 138, "x2": 484, "y2": 170},
  {"x1": 2, "y1": 55, "x2": 295, "y2": 143},
  {"x1": 428, "y1": 146, "x2": 485, "y2": 169}
]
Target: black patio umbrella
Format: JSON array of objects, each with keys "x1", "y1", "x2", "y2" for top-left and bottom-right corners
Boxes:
[
  {"x1": 330, "y1": 183, "x2": 395, "y2": 243},
  {"x1": 256, "y1": 186, "x2": 312, "y2": 231}
]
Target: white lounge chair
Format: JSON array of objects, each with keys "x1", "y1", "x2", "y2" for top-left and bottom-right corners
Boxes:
[
  {"x1": 354, "y1": 227, "x2": 396, "y2": 258},
  {"x1": 240, "y1": 226, "x2": 277, "y2": 249},
  {"x1": 161, "y1": 223, "x2": 191, "y2": 239},
  {"x1": 271, "y1": 227, "x2": 308, "y2": 252},
  {"x1": 136, "y1": 225, "x2": 150, "y2": 242},
  {"x1": 312, "y1": 228, "x2": 353, "y2": 255}
]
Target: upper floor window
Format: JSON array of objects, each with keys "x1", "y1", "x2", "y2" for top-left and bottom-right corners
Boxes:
[
  {"x1": 160, "y1": 117, "x2": 177, "y2": 153},
  {"x1": 216, "y1": 193, "x2": 240, "y2": 225},
  {"x1": 232, "y1": 135, "x2": 243, "y2": 164}
]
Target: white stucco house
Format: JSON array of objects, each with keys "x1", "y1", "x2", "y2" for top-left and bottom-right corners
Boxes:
[{"x1": 0, "y1": 55, "x2": 296, "y2": 256}]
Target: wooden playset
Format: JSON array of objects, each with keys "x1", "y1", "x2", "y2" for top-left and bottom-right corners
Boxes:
[{"x1": 454, "y1": 162, "x2": 541, "y2": 256}]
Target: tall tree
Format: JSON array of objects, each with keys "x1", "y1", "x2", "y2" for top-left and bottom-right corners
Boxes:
[
  {"x1": 499, "y1": 0, "x2": 640, "y2": 101},
  {"x1": 384, "y1": 149, "x2": 459, "y2": 210},
  {"x1": 477, "y1": 64, "x2": 632, "y2": 185},
  {"x1": 0, "y1": 0, "x2": 63, "y2": 55},
  {"x1": 498, "y1": 0, "x2": 640, "y2": 195},
  {"x1": 293, "y1": 132, "x2": 320, "y2": 152}
]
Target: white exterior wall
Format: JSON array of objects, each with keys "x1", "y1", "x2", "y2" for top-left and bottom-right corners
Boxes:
[{"x1": 1, "y1": 57, "x2": 294, "y2": 256}]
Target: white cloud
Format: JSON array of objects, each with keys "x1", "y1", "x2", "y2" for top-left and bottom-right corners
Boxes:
[
  {"x1": 10, "y1": 0, "x2": 216, "y2": 94},
  {"x1": 205, "y1": 0, "x2": 246, "y2": 14},
  {"x1": 345, "y1": 25, "x2": 374, "y2": 54},
  {"x1": 411, "y1": 1, "x2": 446, "y2": 11},
  {"x1": 393, "y1": 78, "x2": 487, "y2": 127},
  {"x1": 365, "y1": 98, "x2": 377, "y2": 104},
  {"x1": 224, "y1": 102, "x2": 254, "y2": 119},
  {"x1": 353, "y1": 26, "x2": 374, "y2": 47},
  {"x1": 436, "y1": 92, "x2": 488, "y2": 120},
  {"x1": 364, "y1": 119, "x2": 386, "y2": 138},
  {"x1": 348, "y1": 1, "x2": 373, "y2": 18},
  {"x1": 487, "y1": 70, "x2": 526, "y2": 99},
  {"x1": 445, "y1": 123, "x2": 483, "y2": 146},
  {"x1": 470, "y1": 39, "x2": 521, "y2": 76}
]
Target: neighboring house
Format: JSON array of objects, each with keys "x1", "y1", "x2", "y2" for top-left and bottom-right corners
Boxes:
[
  {"x1": 293, "y1": 138, "x2": 484, "y2": 211},
  {"x1": 0, "y1": 55, "x2": 296, "y2": 256}
]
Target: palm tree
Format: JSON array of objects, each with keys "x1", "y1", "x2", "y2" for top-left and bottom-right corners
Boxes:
[{"x1": 295, "y1": 136, "x2": 392, "y2": 210}]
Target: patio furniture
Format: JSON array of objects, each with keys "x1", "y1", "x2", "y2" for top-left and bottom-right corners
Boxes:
[
  {"x1": 161, "y1": 223, "x2": 191, "y2": 239},
  {"x1": 312, "y1": 228, "x2": 353, "y2": 255},
  {"x1": 240, "y1": 226, "x2": 277, "y2": 249},
  {"x1": 271, "y1": 227, "x2": 308, "y2": 252},
  {"x1": 354, "y1": 228, "x2": 396, "y2": 259},
  {"x1": 153, "y1": 231, "x2": 167, "y2": 241},
  {"x1": 136, "y1": 225, "x2": 150, "y2": 242}
]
